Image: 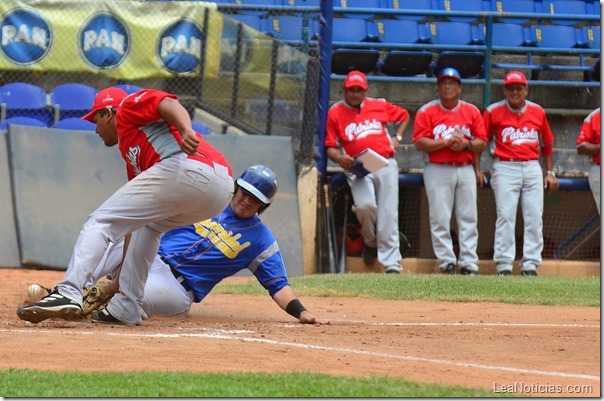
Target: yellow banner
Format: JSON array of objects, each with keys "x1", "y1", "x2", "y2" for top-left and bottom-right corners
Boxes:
[{"x1": 0, "y1": 0, "x2": 221, "y2": 79}]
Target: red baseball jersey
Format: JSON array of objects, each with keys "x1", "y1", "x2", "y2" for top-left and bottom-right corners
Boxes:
[
  {"x1": 576, "y1": 108, "x2": 601, "y2": 164},
  {"x1": 117, "y1": 90, "x2": 232, "y2": 181},
  {"x1": 325, "y1": 97, "x2": 409, "y2": 159},
  {"x1": 412, "y1": 99, "x2": 487, "y2": 164},
  {"x1": 483, "y1": 99, "x2": 555, "y2": 161}
]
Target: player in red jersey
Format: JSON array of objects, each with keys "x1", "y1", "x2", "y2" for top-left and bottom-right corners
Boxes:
[
  {"x1": 412, "y1": 68, "x2": 487, "y2": 275},
  {"x1": 576, "y1": 107, "x2": 601, "y2": 214},
  {"x1": 476, "y1": 71, "x2": 559, "y2": 276},
  {"x1": 325, "y1": 71, "x2": 410, "y2": 274},
  {"x1": 18, "y1": 87, "x2": 234, "y2": 325}
]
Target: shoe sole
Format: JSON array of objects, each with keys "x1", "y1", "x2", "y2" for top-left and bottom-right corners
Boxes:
[{"x1": 17, "y1": 305, "x2": 81, "y2": 324}]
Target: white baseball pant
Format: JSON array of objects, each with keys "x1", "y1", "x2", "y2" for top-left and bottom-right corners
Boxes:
[{"x1": 588, "y1": 163, "x2": 600, "y2": 214}]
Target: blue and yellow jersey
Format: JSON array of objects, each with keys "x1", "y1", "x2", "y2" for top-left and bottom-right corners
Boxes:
[{"x1": 158, "y1": 204, "x2": 289, "y2": 302}]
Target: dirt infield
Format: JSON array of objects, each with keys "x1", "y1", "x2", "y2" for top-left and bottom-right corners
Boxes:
[{"x1": 0, "y1": 268, "x2": 600, "y2": 397}]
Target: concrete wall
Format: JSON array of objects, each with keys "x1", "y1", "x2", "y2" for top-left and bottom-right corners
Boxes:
[{"x1": 1, "y1": 127, "x2": 304, "y2": 277}]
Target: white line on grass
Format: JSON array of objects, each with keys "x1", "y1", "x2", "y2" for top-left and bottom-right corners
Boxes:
[{"x1": 2, "y1": 327, "x2": 599, "y2": 381}]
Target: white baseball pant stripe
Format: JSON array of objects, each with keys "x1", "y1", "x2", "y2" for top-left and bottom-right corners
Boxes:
[
  {"x1": 423, "y1": 163, "x2": 479, "y2": 271},
  {"x1": 57, "y1": 153, "x2": 233, "y2": 325}
]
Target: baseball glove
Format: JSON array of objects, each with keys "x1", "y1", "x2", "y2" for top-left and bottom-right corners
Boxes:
[{"x1": 81, "y1": 281, "x2": 115, "y2": 316}]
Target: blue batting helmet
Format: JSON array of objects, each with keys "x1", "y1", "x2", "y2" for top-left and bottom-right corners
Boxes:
[
  {"x1": 235, "y1": 165, "x2": 278, "y2": 214},
  {"x1": 437, "y1": 67, "x2": 461, "y2": 84}
]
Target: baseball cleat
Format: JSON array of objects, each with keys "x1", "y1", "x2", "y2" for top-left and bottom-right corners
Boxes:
[
  {"x1": 442, "y1": 263, "x2": 456, "y2": 275},
  {"x1": 521, "y1": 270, "x2": 538, "y2": 276},
  {"x1": 90, "y1": 308, "x2": 126, "y2": 325},
  {"x1": 498, "y1": 270, "x2": 512, "y2": 276},
  {"x1": 17, "y1": 290, "x2": 82, "y2": 323},
  {"x1": 385, "y1": 264, "x2": 403, "y2": 274},
  {"x1": 362, "y1": 247, "x2": 377, "y2": 265},
  {"x1": 459, "y1": 267, "x2": 478, "y2": 276}
]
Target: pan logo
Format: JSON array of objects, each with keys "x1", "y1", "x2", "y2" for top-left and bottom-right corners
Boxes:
[
  {"x1": 157, "y1": 18, "x2": 203, "y2": 74},
  {"x1": 0, "y1": 7, "x2": 53, "y2": 66},
  {"x1": 78, "y1": 13, "x2": 130, "y2": 70}
]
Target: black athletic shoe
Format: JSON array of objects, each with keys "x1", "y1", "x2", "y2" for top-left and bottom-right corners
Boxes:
[
  {"x1": 90, "y1": 309, "x2": 125, "y2": 325},
  {"x1": 362, "y1": 247, "x2": 377, "y2": 265},
  {"x1": 521, "y1": 270, "x2": 538, "y2": 277},
  {"x1": 442, "y1": 263, "x2": 456, "y2": 275},
  {"x1": 460, "y1": 267, "x2": 478, "y2": 276},
  {"x1": 498, "y1": 270, "x2": 513, "y2": 276},
  {"x1": 17, "y1": 290, "x2": 81, "y2": 323}
]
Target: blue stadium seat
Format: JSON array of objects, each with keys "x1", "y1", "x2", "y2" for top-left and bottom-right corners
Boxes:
[
  {"x1": 282, "y1": 0, "x2": 320, "y2": 6},
  {"x1": 530, "y1": 25, "x2": 592, "y2": 80},
  {"x1": 542, "y1": 0, "x2": 589, "y2": 26},
  {"x1": 114, "y1": 84, "x2": 144, "y2": 94},
  {"x1": 0, "y1": 82, "x2": 52, "y2": 126},
  {"x1": 0, "y1": 116, "x2": 48, "y2": 130},
  {"x1": 428, "y1": 22, "x2": 485, "y2": 78},
  {"x1": 51, "y1": 117, "x2": 96, "y2": 131},
  {"x1": 382, "y1": 0, "x2": 435, "y2": 22},
  {"x1": 192, "y1": 121, "x2": 212, "y2": 135},
  {"x1": 50, "y1": 83, "x2": 98, "y2": 122},
  {"x1": 333, "y1": 0, "x2": 382, "y2": 20},
  {"x1": 228, "y1": 14, "x2": 265, "y2": 32},
  {"x1": 438, "y1": 0, "x2": 491, "y2": 23},
  {"x1": 331, "y1": 18, "x2": 380, "y2": 74},
  {"x1": 373, "y1": 20, "x2": 433, "y2": 76},
  {"x1": 582, "y1": 26, "x2": 600, "y2": 49},
  {"x1": 265, "y1": 15, "x2": 306, "y2": 42},
  {"x1": 491, "y1": 0, "x2": 538, "y2": 24},
  {"x1": 487, "y1": 23, "x2": 540, "y2": 71}
]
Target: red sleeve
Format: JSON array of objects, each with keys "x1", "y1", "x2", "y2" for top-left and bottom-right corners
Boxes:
[
  {"x1": 471, "y1": 106, "x2": 487, "y2": 141},
  {"x1": 482, "y1": 108, "x2": 493, "y2": 141},
  {"x1": 387, "y1": 102, "x2": 409, "y2": 124},
  {"x1": 324, "y1": 107, "x2": 339, "y2": 149},
  {"x1": 412, "y1": 108, "x2": 431, "y2": 143},
  {"x1": 119, "y1": 90, "x2": 178, "y2": 129}
]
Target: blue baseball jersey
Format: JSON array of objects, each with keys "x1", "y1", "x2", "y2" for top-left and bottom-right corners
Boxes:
[{"x1": 158, "y1": 204, "x2": 290, "y2": 302}]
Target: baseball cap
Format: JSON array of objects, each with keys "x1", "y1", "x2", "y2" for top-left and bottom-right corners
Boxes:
[
  {"x1": 503, "y1": 71, "x2": 528, "y2": 86},
  {"x1": 437, "y1": 67, "x2": 461, "y2": 84},
  {"x1": 81, "y1": 87, "x2": 129, "y2": 122},
  {"x1": 344, "y1": 70, "x2": 368, "y2": 90}
]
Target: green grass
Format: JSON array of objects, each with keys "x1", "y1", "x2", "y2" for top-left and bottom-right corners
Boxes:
[
  {"x1": 0, "y1": 370, "x2": 509, "y2": 397},
  {"x1": 2, "y1": 274, "x2": 596, "y2": 397},
  {"x1": 215, "y1": 274, "x2": 601, "y2": 307}
]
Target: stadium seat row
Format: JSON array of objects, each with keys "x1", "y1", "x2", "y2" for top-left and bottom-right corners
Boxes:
[
  {"x1": 0, "y1": 83, "x2": 212, "y2": 134},
  {"x1": 220, "y1": 0, "x2": 600, "y2": 26}
]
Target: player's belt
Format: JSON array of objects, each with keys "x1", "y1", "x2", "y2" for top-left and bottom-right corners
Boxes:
[
  {"x1": 432, "y1": 161, "x2": 472, "y2": 167},
  {"x1": 496, "y1": 157, "x2": 539, "y2": 162},
  {"x1": 161, "y1": 257, "x2": 196, "y2": 302}
]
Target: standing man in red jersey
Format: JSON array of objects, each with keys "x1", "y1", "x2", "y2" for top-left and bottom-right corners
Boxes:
[
  {"x1": 413, "y1": 68, "x2": 487, "y2": 275},
  {"x1": 476, "y1": 71, "x2": 559, "y2": 276},
  {"x1": 576, "y1": 107, "x2": 600, "y2": 214},
  {"x1": 325, "y1": 71, "x2": 410, "y2": 274},
  {"x1": 18, "y1": 87, "x2": 234, "y2": 325}
]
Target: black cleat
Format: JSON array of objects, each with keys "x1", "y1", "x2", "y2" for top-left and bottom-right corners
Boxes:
[
  {"x1": 521, "y1": 270, "x2": 538, "y2": 277},
  {"x1": 460, "y1": 267, "x2": 478, "y2": 276},
  {"x1": 90, "y1": 308, "x2": 126, "y2": 325},
  {"x1": 498, "y1": 270, "x2": 512, "y2": 276},
  {"x1": 442, "y1": 263, "x2": 456, "y2": 275},
  {"x1": 362, "y1": 247, "x2": 377, "y2": 265},
  {"x1": 17, "y1": 290, "x2": 81, "y2": 324}
]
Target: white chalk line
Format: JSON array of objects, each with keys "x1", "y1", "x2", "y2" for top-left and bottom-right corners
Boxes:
[
  {"x1": 2, "y1": 327, "x2": 599, "y2": 381},
  {"x1": 326, "y1": 320, "x2": 600, "y2": 328}
]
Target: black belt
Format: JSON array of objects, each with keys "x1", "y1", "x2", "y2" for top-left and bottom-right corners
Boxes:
[{"x1": 161, "y1": 257, "x2": 196, "y2": 301}]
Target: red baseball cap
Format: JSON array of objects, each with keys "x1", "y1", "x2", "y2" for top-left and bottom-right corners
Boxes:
[
  {"x1": 344, "y1": 70, "x2": 368, "y2": 90},
  {"x1": 503, "y1": 71, "x2": 528, "y2": 86},
  {"x1": 81, "y1": 87, "x2": 129, "y2": 122}
]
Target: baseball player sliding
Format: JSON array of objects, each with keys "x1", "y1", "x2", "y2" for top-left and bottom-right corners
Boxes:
[
  {"x1": 17, "y1": 87, "x2": 234, "y2": 326},
  {"x1": 576, "y1": 107, "x2": 600, "y2": 214},
  {"x1": 476, "y1": 71, "x2": 559, "y2": 276},
  {"x1": 81, "y1": 165, "x2": 328, "y2": 325},
  {"x1": 413, "y1": 68, "x2": 487, "y2": 275}
]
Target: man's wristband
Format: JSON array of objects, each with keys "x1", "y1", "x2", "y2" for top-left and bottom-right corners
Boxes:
[
  {"x1": 466, "y1": 140, "x2": 473, "y2": 151},
  {"x1": 285, "y1": 299, "x2": 307, "y2": 319},
  {"x1": 546, "y1": 170, "x2": 556, "y2": 177}
]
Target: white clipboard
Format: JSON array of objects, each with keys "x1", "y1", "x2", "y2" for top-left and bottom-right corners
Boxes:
[{"x1": 355, "y1": 148, "x2": 389, "y2": 173}]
